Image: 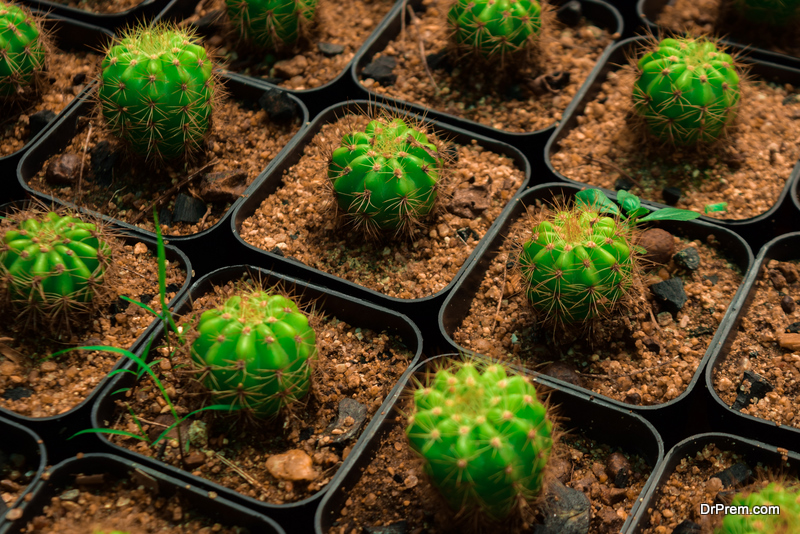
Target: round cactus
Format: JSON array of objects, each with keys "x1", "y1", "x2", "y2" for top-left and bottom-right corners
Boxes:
[
  {"x1": 406, "y1": 358, "x2": 553, "y2": 521},
  {"x1": 226, "y1": 0, "x2": 317, "y2": 50},
  {"x1": 730, "y1": 0, "x2": 800, "y2": 26},
  {"x1": 98, "y1": 23, "x2": 216, "y2": 161},
  {"x1": 716, "y1": 482, "x2": 800, "y2": 533},
  {"x1": 632, "y1": 37, "x2": 741, "y2": 146},
  {"x1": 191, "y1": 289, "x2": 317, "y2": 417},
  {"x1": 328, "y1": 117, "x2": 442, "y2": 237},
  {"x1": 0, "y1": 1, "x2": 46, "y2": 99},
  {"x1": 0, "y1": 211, "x2": 110, "y2": 330},
  {"x1": 447, "y1": 0, "x2": 542, "y2": 60},
  {"x1": 518, "y1": 202, "x2": 635, "y2": 324}
]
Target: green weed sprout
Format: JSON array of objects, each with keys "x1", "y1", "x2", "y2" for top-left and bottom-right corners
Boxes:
[
  {"x1": 447, "y1": 0, "x2": 542, "y2": 61},
  {"x1": 0, "y1": 211, "x2": 111, "y2": 332},
  {"x1": 518, "y1": 189, "x2": 700, "y2": 325},
  {"x1": 191, "y1": 288, "x2": 317, "y2": 417},
  {"x1": 716, "y1": 482, "x2": 800, "y2": 533},
  {"x1": 226, "y1": 0, "x2": 317, "y2": 50},
  {"x1": 632, "y1": 36, "x2": 741, "y2": 146},
  {"x1": 98, "y1": 22, "x2": 217, "y2": 161},
  {"x1": 0, "y1": 1, "x2": 47, "y2": 100},
  {"x1": 730, "y1": 0, "x2": 800, "y2": 26},
  {"x1": 406, "y1": 358, "x2": 553, "y2": 521},
  {"x1": 328, "y1": 116, "x2": 443, "y2": 238}
]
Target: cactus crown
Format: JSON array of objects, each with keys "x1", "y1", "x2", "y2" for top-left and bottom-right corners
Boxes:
[
  {"x1": 730, "y1": 0, "x2": 800, "y2": 26},
  {"x1": 632, "y1": 36, "x2": 742, "y2": 146},
  {"x1": 405, "y1": 358, "x2": 553, "y2": 521},
  {"x1": 447, "y1": 0, "x2": 543, "y2": 61},
  {"x1": 716, "y1": 482, "x2": 800, "y2": 533},
  {"x1": 327, "y1": 116, "x2": 444, "y2": 239},
  {"x1": 0, "y1": 1, "x2": 47, "y2": 100},
  {"x1": 226, "y1": 0, "x2": 317, "y2": 50},
  {"x1": 98, "y1": 23, "x2": 217, "y2": 162},
  {"x1": 191, "y1": 286, "x2": 318, "y2": 418}
]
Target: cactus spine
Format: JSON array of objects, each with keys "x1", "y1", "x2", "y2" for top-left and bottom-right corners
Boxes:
[
  {"x1": 716, "y1": 482, "x2": 800, "y2": 533},
  {"x1": 406, "y1": 358, "x2": 553, "y2": 521},
  {"x1": 226, "y1": 0, "x2": 317, "y2": 50},
  {"x1": 0, "y1": 1, "x2": 46, "y2": 100},
  {"x1": 447, "y1": 0, "x2": 542, "y2": 60},
  {"x1": 328, "y1": 117, "x2": 443, "y2": 237},
  {"x1": 632, "y1": 37, "x2": 741, "y2": 146},
  {"x1": 191, "y1": 289, "x2": 317, "y2": 417},
  {"x1": 98, "y1": 23, "x2": 217, "y2": 161}
]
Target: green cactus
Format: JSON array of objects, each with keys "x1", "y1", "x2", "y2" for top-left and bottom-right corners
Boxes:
[
  {"x1": 716, "y1": 482, "x2": 800, "y2": 533},
  {"x1": 225, "y1": 0, "x2": 317, "y2": 50},
  {"x1": 191, "y1": 288, "x2": 317, "y2": 417},
  {"x1": 447, "y1": 0, "x2": 542, "y2": 60},
  {"x1": 632, "y1": 37, "x2": 741, "y2": 146},
  {"x1": 328, "y1": 117, "x2": 443, "y2": 237},
  {"x1": 730, "y1": 0, "x2": 800, "y2": 26},
  {"x1": 98, "y1": 23, "x2": 217, "y2": 161},
  {"x1": 0, "y1": 1, "x2": 46, "y2": 100},
  {"x1": 405, "y1": 358, "x2": 553, "y2": 521},
  {"x1": 0, "y1": 211, "x2": 110, "y2": 331}
]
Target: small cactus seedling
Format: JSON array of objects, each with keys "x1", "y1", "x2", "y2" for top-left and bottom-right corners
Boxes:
[
  {"x1": 519, "y1": 189, "x2": 700, "y2": 325},
  {"x1": 406, "y1": 358, "x2": 553, "y2": 521},
  {"x1": 328, "y1": 116, "x2": 443, "y2": 238},
  {"x1": 0, "y1": 1, "x2": 47, "y2": 100},
  {"x1": 447, "y1": 0, "x2": 543, "y2": 61},
  {"x1": 632, "y1": 37, "x2": 741, "y2": 146},
  {"x1": 716, "y1": 481, "x2": 800, "y2": 533},
  {"x1": 98, "y1": 23, "x2": 217, "y2": 161},
  {"x1": 226, "y1": 0, "x2": 317, "y2": 50},
  {"x1": 730, "y1": 0, "x2": 800, "y2": 26},
  {"x1": 191, "y1": 288, "x2": 317, "y2": 417},
  {"x1": 0, "y1": 211, "x2": 111, "y2": 332}
]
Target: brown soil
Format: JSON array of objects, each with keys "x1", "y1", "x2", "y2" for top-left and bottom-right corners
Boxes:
[
  {"x1": 549, "y1": 63, "x2": 800, "y2": 221},
  {"x1": 104, "y1": 274, "x2": 416, "y2": 505},
  {"x1": 359, "y1": 0, "x2": 617, "y2": 133},
  {"x1": 450, "y1": 199, "x2": 743, "y2": 406},
  {"x1": 655, "y1": 0, "x2": 800, "y2": 59},
  {"x1": 713, "y1": 259, "x2": 800, "y2": 428},
  {"x1": 0, "y1": 49, "x2": 98, "y2": 158},
  {"x1": 0, "y1": 208, "x2": 187, "y2": 418},
  {"x1": 53, "y1": 0, "x2": 142, "y2": 14},
  {"x1": 240, "y1": 114, "x2": 526, "y2": 299},
  {"x1": 327, "y1": 401, "x2": 651, "y2": 534},
  {"x1": 26, "y1": 83, "x2": 302, "y2": 237},
  {"x1": 184, "y1": 0, "x2": 395, "y2": 91},
  {"x1": 0, "y1": 453, "x2": 37, "y2": 516}
]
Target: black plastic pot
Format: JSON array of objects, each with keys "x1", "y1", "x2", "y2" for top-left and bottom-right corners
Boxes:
[
  {"x1": 628, "y1": 432, "x2": 800, "y2": 533},
  {"x1": 351, "y1": 0, "x2": 623, "y2": 149},
  {"x1": 544, "y1": 36, "x2": 800, "y2": 255},
  {"x1": 17, "y1": 0, "x2": 171, "y2": 33},
  {"x1": 0, "y1": 417, "x2": 46, "y2": 528},
  {"x1": 16, "y1": 74, "x2": 308, "y2": 249},
  {"x1": 90, "y1": 264, "x2": 423, "y2": 534},
  {"x1": 315, "y1": 353, "x2": 665, "y2": 534},
  {"x1": 0, "y1": 15, "x2": 113, "y2": 201},
  {"x1": 439, "y1": 183, "x2": 753, "y2": 445},
  {"x1": 0, "y1": 453, "x2": 286, "y2": 534},
  {"x1": 0, "y1": 200, "x2": 193, "y2": 465}
]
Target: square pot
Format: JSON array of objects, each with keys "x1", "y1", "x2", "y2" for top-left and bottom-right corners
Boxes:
[
  {"x1": 0, "y1": 417, "x2": 46, "y2": 529},
  {"x1": 17, "y1": 0, "x2": 172, "y2": 33}
]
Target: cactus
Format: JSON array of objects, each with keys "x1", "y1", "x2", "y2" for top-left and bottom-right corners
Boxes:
[
  {"x1": 0, "y1": 1, "x2": 47, "y2": 100},
  {"x1": 191, "y1": 288, "x2": 317, "y2": 417},
  {"x1": 447, "y1": 0, "x2": 543, "y2": 60},
  {"x1": 0, "y1": 211, "x2": 111, "y2": 331},
  {"x1": 632, "y1": 37, "x2": 741, "y2": 146},
  {"x1": 328, "y1": 117, "x2": 443, "y2": 237},
  {"x1": 730, "y1": 0, "x2": 800, "y2": 26},
  {"x1": 225, "y1": 0, "x2": 317, "y2": 50},
  {"x1": 716, "y1": 482, "x2": 800, "y2": 533},
  {"x1": 405, "y1": 358, "x2": 553, "y2": 521},
  {"x1": 98, "y1": 23, "x2": 217, "y2": 161}
]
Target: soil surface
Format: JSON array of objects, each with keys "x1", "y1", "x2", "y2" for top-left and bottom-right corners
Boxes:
[
  {"x1": 360, "y1": 0, "x2": 616, "y2": 133},
  {"x1": 450, "y1": 198, "x2": 743, "y2": 406},
  {"x1": 104, "y1": 274, "x2": 416, "y2": 505},
  {"x1": 53, "y1": 0, "x2": 142, "y2": 14},
  {"x1": 0, "y1": 208, "x2": 187, "y2": 418},
  {"x1": 183, "y1": 0, "x2": 395, "y2": 91},
  {"x1": 550, "y1": 62, "x2": 800, "y2": 221},
  {"x1": 0, "y1": 451, "x2": 37, "y2": 517},
  {"x1": 240, "y1": 114, "x2": 526, "y2": 299},
  {"x1": 713, "y1": 259, "x2": 800, "y2": 428}
]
